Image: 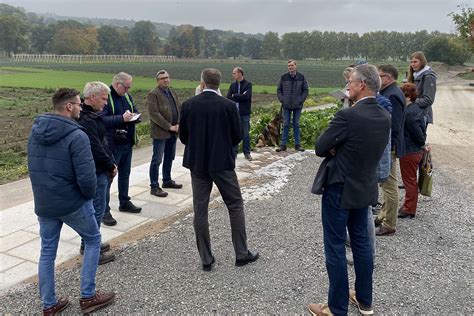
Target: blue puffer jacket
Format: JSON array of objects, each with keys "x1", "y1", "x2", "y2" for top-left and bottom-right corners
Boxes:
[
  {"x1": 28, "y1": 114, "x2": 96, "y2": 218},
  {"x1": 375, "y1": 94, "x2": 392, "y2": 183}
]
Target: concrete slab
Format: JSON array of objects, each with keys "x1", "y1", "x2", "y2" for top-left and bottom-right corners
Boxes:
[
  {"x1": 6, "y1": 238, "x2": 79, "y2": 264},
  {"x1": 0, "y1": 202, "x2": 38, "y2": 237},
  {"x1": 0, "y1": 231, "x2": 38, "y2": 252},
  {"x1": 100, "y1": 212, "x2": 149, "y2": 233},
  {"x1": 0, "y1": 261, "x2": 37, "y2": 291},
  {"x1": 0, "y1": 253, "x2": 24, "y2": 272}
]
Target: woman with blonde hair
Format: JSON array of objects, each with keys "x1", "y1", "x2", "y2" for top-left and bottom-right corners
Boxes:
[
  {"x1": 407, "y1": 51, "x2": 437, "y2": 128},
  {"x1": 398, "y1": 83, "x2": 427, "y2": 219}
]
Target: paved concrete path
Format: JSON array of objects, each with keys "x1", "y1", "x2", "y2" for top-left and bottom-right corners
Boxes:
[{"x1": 0, "y1": 142, "x2": 287, "y2": 292}]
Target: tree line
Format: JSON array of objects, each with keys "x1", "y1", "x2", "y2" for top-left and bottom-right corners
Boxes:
[{"x1": 0, "y1": 3, "x2": 471, "y2": 64}]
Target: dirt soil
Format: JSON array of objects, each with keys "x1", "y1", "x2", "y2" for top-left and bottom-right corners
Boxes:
[{"x1": 426, "y1": 64, "x2": 474, "y2": 191}]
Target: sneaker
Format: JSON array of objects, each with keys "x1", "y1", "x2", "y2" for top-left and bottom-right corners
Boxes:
[
  {"x1": 307, "y1": 303, "x2": 333, "y2": 316},
  {"x1": 119, "y1": 201, "x2": 142, "y2": 213},
  {"x1": 102, "y1": 211, "x2": 117, "y2": 226},
  {"x1": 79, "y1": 291, "x2": 115, "y2": 314},
  {"x1": 150, "y1": 187, "x2": 168, "y2": 197},
  {"x1": 98, "y1": 253, "x2": 115, "y2": 265},
  {"x1": 80, "y1": 242, "x2": 111, "y2": 255},
  {"x1": 349, "y1": 289, "x2": 374, "y2": 315},
  {"x1": 162, "y1": 180, "x2": 183, "y2": 189},
  {"x1": 295, "y1": 144, "x2": 305, "y2": 152},
  {"x1": 244, "y1": 153, "x2": 253, "y2": 161},
  {"x1": 276, "y1": 145, "x2": 287, "y2": 152},
  {"x1": 43, "y1": 298, "x2": 70, "y2": 316}
]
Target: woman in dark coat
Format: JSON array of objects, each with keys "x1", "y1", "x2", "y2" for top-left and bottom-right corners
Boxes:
[{"x1": 398, "y1": 83, "x2": 427, "y2": 218}]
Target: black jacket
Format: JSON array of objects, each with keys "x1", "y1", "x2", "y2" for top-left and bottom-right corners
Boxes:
[
  {"x1": 313, "y1": 97, "x2": 391, "y2": 209},
  {"x1": 403, "y1": 103, "x2": 426, "y2": 155},
  {"x1": 79, "y1": 104, "x2": 116, "y2": 174},
  {"x1": 277, "y1": 72, "x2": 309, "y2": 110},
  {"x1": 100, "y1": 86, "x2": 140, "y2": 149},
  {"x1": 226, "y1": 79, "x2": 252, "y2": 116},
  {"x1": 413, "y1": 68, "x2": 437, "y2": 124},
  {"x1": 179, "y1": 91, "x2": 242, "y2": 173},
  {"x1": 380, "y1": 82, "x2": 405, "y2": 154}
]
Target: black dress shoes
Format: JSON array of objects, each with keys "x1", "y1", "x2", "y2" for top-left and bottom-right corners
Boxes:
[
  {"x1": 102, "y1": 211, "x2": 117, "y2": 226},
  {"x1": 202, "y1": 256, "x2": 215, "y2": 272},
  {"x1": 119, "y1": 201, "x2": 142, "y2": 213},
  {"x1": 235, "y1": 251, "x2": 259, "y2": 267},
  {"x1": 398, "y1": 209, "x2": 415, "y2": 218},
  {"x1": 150, "y1": 187, "x2": 168, "y2": 197},
  {"x1": 162, "y1": 180, "x2": 183, "y2": 189}
]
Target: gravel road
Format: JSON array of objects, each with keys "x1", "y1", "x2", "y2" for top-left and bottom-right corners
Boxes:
[{"x1": 0, "y1": 148, "x2": 472, "y2": 314}]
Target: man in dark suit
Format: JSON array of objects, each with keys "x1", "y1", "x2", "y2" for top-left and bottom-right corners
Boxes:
[
  {"x1": 308, "y1": 64, "x2": 391, "y2": 316},
  {"x1": 179, "y1": 68, "x2": 259, "y2": 272}
]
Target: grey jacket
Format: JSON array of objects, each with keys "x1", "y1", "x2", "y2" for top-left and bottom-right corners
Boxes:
[
  {"x1": 277, "y1": 72, "x2": 309, "y2": 110},
  {"x1": 413, "y1": 68, "x2": 436, "y2": 124}
]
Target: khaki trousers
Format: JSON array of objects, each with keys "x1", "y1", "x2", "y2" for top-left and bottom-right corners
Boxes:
[{"x1": 377, "y1": 152, "x2": 399, "y2": 229}]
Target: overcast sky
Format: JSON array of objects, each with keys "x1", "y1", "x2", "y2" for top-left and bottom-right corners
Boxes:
[{"x1": 3, "y1": 0, "x2": 463, "y2": 35}]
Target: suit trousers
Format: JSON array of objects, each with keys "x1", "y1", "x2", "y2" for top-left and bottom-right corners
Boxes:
[
  {"x1": 377, "y1": 152, "x2": 399, "y2": 229},
  {"x1": 190, "y1": 169, "x2": 249, "y2": 265}
]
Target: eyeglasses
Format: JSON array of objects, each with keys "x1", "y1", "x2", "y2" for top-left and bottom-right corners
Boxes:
[
  {"x1": 67, "y1": 101, "x2": 81, "y2": 106},
  {"x1": 120, "y1": 83, "x2": 132, "y2": 89},
  {"x1": 348, "y1": 79, "x2": 363, "y2": 84},
  {"x1": 380, "y1": 74, "x2": 390, "y2": 78},
  {"x1": 158, "y1": 76, "x2": 169, "y2": 80}
]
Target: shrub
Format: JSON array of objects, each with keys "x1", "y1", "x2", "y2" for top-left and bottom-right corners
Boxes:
[{"x1": 424, "y1": 36, "x2": 472, "y2": 65}]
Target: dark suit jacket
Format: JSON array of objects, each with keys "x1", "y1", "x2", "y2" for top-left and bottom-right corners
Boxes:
[
  {"x1": 226, "y1": 79, "x2": 252, "y2": 116},
  {"x1": 179, "y1": 91, "x2": 243, "y2": 173},
  {"x1": 312, "y1": 97, "x2": 391, "y2": 209}
]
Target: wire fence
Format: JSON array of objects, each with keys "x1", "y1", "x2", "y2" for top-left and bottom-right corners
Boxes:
[{"x1": 11, "y1": 54, "x2": 177, "y2": 63}]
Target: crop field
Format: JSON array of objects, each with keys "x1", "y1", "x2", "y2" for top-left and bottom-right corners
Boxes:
[
  {"x1": 0, "y1": 60, "x2": 345, "y2": 184},
  {"x1": 4, "y1": 59, "x2": 355, "y2": 87}
]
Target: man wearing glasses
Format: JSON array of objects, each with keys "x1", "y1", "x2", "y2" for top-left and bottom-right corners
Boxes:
[
  {"x1": 147, "y1": 70, "x2": 183, "y2": 198},
  {"x1": 101, "y1": 72, "x2": 142, "y2": 225}
]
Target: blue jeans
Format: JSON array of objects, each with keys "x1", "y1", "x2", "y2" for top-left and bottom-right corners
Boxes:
[
  {"x1": 321, "y1": 183, "x2": 373, "y2": 315},
  {"x1": 82, "y1": 172, "x2": 108, "y2": 248},
  {"x1": 345, "y1": 206, "x2": 376, "y2": 258},
  {"x1": 149, "y1": 135, "x2": 177, "y2": 188},
  {"x1": 107, "y1": 144, "x2": 133, "y2": 207},
  {"x1": 281, "y1": 108, "x2": 302, "y2": 146},
  {"x1": 240, "y1": 115, "x2": 251, "y2": 155},
  {"x1": 38, "y1": 200, "x2": 101, "y2": 309}
]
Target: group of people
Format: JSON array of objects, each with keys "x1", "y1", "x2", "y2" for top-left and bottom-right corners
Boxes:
[
  {"x1": 27, "y1": 53, "x2": 436, "y2": 315},
  {"x1": 308, "y1": 51, "x2": 436, "y2": 316}
]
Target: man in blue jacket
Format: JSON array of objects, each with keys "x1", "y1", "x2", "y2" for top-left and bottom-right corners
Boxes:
[
  {"x1": 101, "y1": 72, "x2": 141, "y2": 226},
  {"x1": 227, "y1": 67, "x2": 253, "y2": 160},
  {"x1": 276, "y1": 59, "x2": 308, "y2": 152},
  {"x1": 28, "y1": 88, "x2": 115, "y2": 315}
]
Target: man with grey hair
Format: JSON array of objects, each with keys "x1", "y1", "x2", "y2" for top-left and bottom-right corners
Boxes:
[
  {"x1": 101, "y1": 72, "x2": 142, "y2": 225},
  {"x1": 79, "y1": 81, "x2": 117, "y2": 265},
  {"x1": 309, "y1": 64, "x2": 391, "y2": 315},
  {"x1": 147, "y1": 70, "x2": 182, "y2": 198},
  {"x1": 179, "y1": 68, "x2": 259, "y2": 272}
]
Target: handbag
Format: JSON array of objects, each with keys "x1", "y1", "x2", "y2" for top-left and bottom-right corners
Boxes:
[{"x1": 418, "y1": 149, "x2": 433, "y2": 197}]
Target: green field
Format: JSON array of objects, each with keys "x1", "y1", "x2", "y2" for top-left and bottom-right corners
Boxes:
[{"x1": 0, "y1": 66, "x2": 334, "y2": 95}]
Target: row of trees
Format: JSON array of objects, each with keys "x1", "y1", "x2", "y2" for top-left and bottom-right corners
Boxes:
[{"x1": 0, "y1": 3, "x2": 472, "y2": 63}]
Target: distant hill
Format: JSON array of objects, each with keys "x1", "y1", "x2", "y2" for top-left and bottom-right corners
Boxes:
[{"x1": 38, "y1": 13, "x2": 174, "y2": 38}]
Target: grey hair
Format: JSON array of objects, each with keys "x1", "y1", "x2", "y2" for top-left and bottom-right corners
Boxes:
[
  {"x1": 112, "y1": 72, "x2": 132, "y2": 84},
  {"x1": 83, "y1": 81, "x2": 111, "y2": 98},
  {"x1": 155, "y1": 69, "x2": 168, "y2": 80},
  {"x1": 201, "y1": 68, "x2": 221, "y2": 89},
  {"x1": 353, "y1": 64, "x2": 381, "y2": 93}
]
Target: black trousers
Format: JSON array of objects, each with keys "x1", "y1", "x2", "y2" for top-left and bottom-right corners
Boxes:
[{"x1": 191, "y1": 169, "x2": 249, "y2": 265}]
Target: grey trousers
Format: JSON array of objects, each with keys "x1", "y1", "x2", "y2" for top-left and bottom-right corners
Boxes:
[{"x1": 191, "y1": 169, "x2": 249, "y2": 265}]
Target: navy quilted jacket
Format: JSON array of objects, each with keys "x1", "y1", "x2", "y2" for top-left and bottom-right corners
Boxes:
[{"x1": 28, "y1": 114, "x2": 96, "y2": 218}]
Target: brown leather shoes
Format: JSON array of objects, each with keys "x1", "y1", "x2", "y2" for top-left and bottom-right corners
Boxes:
[
  {"x1": 150, "y1": 187, "x2": 168, "y2": 197},
  {"x1": 375, "y1": 225, "x2": 396, "y2": 236},
  {"x1": 374, "y1": 217, "x2": 383, "y2": 227},
  {"x1": 43, "y1": 298, "x2": 70, "y2": 316},
  {"x1": 80, "y1": 291, "x2": 115, "y2": 314},
  {"x1": 307, "y1": 303, "x2": 333, "y2": 316}
]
